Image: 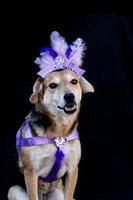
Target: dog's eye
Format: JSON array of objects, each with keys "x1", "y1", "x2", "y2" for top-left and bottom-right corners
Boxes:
[
  {"x1": 71, "y1": 79, "x2": 78, "y2": 85},
  {"x1": 49, "y1": 83, "x2": 58, "y2": 89}
]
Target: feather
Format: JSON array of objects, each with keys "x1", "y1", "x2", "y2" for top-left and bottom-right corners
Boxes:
[
  {"x1": 34, "y1": 53, "x2": 56, "y2": 70},
  {"x1": 39, "y1": 48, "x2": 58, "y2": 58},
  {"x1": 50, "y1": 31, "x2": 68, "y2": 55},
  {"x1": 69, "y1": 38, "x2": 86, "y2": 66}
]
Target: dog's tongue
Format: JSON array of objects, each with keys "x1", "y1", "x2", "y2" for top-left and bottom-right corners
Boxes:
[
  {"x1": 66, "y1": 103, "x2": 74, "y2": 108},
  {"x1": 65, "y1": 104, "x2": 76, "y2": 111}
]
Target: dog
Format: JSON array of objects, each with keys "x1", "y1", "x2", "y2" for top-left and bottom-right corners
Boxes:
[{"x1": 8, "y1": 32, "x2": 94, "y2": 200}]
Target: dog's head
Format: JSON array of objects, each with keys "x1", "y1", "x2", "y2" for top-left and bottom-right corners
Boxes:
[
  {"x1": 30, "y1": 31, "x2": 94, "y2": 117},
  {"x1": 29, "y1": 70, "x2": 94, "y2": 116}
]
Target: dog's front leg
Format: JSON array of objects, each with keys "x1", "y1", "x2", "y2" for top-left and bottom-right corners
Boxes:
[
  {"x1": 24, "y1": 170, "x2": 38, "y2": 200},
  {"x1": 64, "y1": 167, "x2": 78, "y2": 200}
]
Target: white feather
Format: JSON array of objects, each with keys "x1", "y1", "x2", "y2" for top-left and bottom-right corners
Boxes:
[
  {"x1": 50, "y1": 31, "x2": 68, "y2": 55},
  {"x1": 69, "y1": 38, "x2": 86, "y2": 66},
  {"x1": 35, "y1": 53, "x2": 56, "y2": 70}
]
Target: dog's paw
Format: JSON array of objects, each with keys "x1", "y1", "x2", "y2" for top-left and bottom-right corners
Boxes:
[{"x1": 47, "y1": 188, "x2": 64, "y2": 200}]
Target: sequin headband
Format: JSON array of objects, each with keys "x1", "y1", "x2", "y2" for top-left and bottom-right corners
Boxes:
[{"x1": 34, "y1": 31, "x2": 86, "y2": 78}]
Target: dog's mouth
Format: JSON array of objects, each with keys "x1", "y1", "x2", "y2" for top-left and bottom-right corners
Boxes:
[{"x1": 57, "y1": 103, "x2": 77, "y2": 114}]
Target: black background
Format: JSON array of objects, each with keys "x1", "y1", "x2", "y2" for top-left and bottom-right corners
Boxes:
[{"x1": 1, "y1": 2, "x2": 133, "y2": 200}]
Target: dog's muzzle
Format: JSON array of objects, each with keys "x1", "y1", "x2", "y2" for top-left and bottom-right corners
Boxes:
[
  {"x1": 58, "y1": 93, "x2": 77, "y2": 114},
  {"x1": 64, "y1": 93, "x2": 75, "y2": 104}
]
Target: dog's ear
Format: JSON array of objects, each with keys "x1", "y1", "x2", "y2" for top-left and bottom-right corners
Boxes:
[
  {"x1": 80, "y1": 76, "x2": 94, "y2": 93},
  {"x1": 29, "y1": 77, "x2": 44, "y2": 104}
]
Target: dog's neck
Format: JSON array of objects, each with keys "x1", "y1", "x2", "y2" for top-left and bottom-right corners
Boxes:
[{"x1": 28, "y1": 104, "x2": 79, "y2": 138}]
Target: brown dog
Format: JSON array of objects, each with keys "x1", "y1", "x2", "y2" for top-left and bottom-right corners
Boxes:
[{"x1": 8, "y1": 32, "x2": 94, "y2": 200}]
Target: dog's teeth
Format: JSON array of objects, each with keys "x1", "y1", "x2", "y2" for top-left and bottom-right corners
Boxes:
[{"x1": 65, "y1": 105, "x2": 76, "y2": 111}]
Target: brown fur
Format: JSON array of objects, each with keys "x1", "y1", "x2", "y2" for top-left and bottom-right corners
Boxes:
[{"x1": 65, "y1": 167, "x2": 78, "y2": 200}]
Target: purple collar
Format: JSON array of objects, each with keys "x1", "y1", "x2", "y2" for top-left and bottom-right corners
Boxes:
[{"x1": 16, "y1": 120, "x2": 79, "y2": 182}]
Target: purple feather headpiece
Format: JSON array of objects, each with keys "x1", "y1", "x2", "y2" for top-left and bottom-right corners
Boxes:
[{"x1": 34, "y1": 31, "x2": 86, "y2": 78}]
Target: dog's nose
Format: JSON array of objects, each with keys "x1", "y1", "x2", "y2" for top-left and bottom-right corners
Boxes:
[{"x1": 64, "y1": 93, "x2": 75, "y2": 103}]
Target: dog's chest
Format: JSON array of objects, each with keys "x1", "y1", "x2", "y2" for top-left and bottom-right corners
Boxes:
[{"x1": 21, "y1": 139, "x2": 81, "y2": 179}]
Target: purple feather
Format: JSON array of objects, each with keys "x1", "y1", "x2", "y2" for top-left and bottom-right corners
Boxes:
[
  {"x1": 65, "y1": 47, "x2": 72, "y2": 58},
  {"x1": 40, "y1": 48, "x2": 58, "y2": 58}
]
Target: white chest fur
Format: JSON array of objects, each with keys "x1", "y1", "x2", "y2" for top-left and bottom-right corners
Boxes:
[{"x1": 20, "y1": 139, "x2": 81, "y2": 179}]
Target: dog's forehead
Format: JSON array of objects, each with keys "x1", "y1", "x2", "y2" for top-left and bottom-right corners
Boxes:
[{"x1": 45, "y1": 70, "x2": 79, "y2": 83}]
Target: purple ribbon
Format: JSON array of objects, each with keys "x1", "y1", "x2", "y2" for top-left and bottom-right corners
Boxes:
[
  {"x1": 40, "y1": 148, "x2": 65, "y2": 182},
  {"x1": 37, "y1": 63, "x2": 85, "y2": 78},
  {"x1": 36, "y1": 47, "x2": 85, "y2": 78},
  {"x1": 16, "y1": 121, "x2": 79, "y2": 182}
]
